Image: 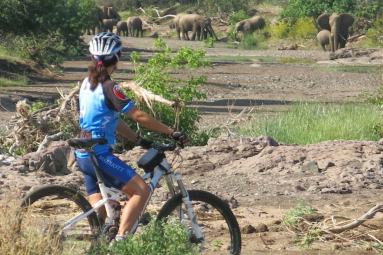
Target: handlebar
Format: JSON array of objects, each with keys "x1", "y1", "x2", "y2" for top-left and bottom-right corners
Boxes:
[
  {"x1": 150, "y1": 142, "x2": 178, "y2": 152},
  {"x1": 67, "y1": 138, "x2": 183, "y2": 151}
]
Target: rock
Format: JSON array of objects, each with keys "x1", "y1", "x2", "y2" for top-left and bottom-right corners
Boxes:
[
  {"x1": 241, "y1": 224, "x2": 256, "y2": 234},
  {"x1": 255, "y1": 223, "x2": 268, "y2": 232},
  {"x1": 300, "y1": 161, "x2": 319, "y2": 173}
]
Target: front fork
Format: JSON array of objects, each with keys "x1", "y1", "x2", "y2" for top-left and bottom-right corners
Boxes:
[{"x1": 165, "y1": 173, "x2": 204, "y2": 242}]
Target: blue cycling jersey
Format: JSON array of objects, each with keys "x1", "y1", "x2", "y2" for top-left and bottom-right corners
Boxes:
[{"x1": 75, "y1": 77, "x2": 134, "y2": 157}]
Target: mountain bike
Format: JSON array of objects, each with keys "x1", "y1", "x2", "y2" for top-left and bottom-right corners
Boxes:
[{"x1": 19, "y1": 138, "x2": 241, "y2": 254}]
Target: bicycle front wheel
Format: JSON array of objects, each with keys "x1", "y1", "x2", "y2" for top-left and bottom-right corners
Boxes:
[
  {"x1": 157, "y1": 190, "x2": 241, "y2": 255},
  {"x1": 19, "y1": 185, "x2": 101, "y2": 254}
]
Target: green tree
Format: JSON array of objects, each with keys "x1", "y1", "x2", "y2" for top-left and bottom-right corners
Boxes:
[
  {"x1": 279, "y1": 0, "x2": 357, "y2": 22},
  {"x1": 0, "y1": 0, "x2": 98, "y2": 66}
]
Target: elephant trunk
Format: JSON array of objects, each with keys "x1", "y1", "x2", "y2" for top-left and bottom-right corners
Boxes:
[
  {"x1": 332, "y1": 24, "x2": 340, "y2": 52},
  {"x1": 208, "y1": 26, "x2": 218, "y2": 41}
]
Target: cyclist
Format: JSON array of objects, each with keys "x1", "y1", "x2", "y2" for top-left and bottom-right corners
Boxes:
[{"x1": 75, "y1": 32, "x2": 188, "y2": 242}]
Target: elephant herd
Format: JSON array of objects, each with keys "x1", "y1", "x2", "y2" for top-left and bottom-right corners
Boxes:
[
  {"x1": 90, "y1": 7, "x2": 355, "y2": 52},
  {"x1": 96, "y1": 6, "x2": 143, "y2": 37}
]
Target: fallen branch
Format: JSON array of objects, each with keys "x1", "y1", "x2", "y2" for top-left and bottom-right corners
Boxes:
[
  {"x1": 59, "y1": 83, "x2": 80, "y2": 112},
  {"x1": 120, "y1": 81, "x2": 177, "y2": 108},
  {"x1": 136, "y1": 7, "x2": 145, "y2": 13},
  {"x1": 37, "y1": 132, "x2": 71, "y2": 152},
  {"x1": 325, "y1": 205, "x2": 383, "y2": 234},
  {"x1": 152, "y1": 9, "x2": 175, "y2": 19}
]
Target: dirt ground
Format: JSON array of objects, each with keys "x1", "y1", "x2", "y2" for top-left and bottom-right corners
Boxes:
[{"x1": 1, "y1": 35, "x2": 383, "y2": 254}]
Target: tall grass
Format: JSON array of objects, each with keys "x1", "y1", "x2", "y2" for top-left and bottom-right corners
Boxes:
[
  {"x1": 234, "y1": 102, "x2": 383, "y2": 145},
  {"x1": 0, "y1": 192, "x2": 63, "y2": 255}
]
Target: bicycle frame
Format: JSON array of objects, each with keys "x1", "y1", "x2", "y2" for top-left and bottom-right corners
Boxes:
[{"x1": 62, "y1": 149, "x2": 204, "y2": 241}]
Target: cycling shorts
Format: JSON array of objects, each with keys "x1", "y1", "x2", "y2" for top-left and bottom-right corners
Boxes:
[{"x1": 76, "y1": 151, "x2": 136, "y2": 195}]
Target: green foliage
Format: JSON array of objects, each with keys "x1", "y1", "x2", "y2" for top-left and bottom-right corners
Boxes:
[
  {"x1": 269, "y1": 21, "x2": 290, "y2": 38},
  {"x1": 360, "y1": 16, "x2": 383, "y2": 48},
  {"x1": 203, "y1": 37, "x2": 215, "y2": 48},
  {"x1": 91, "y1": 217, "x2": 199, "y2": 255},
  {"x1": 283, "y1": 199, "x2": 317, "y2": 225},
  {"x1": 202, "y1": 0, "x2": 249, "y2": 14},
  {"x1": 269, "y1": 17, "x2": 316, "y2": 39},
  {"x1": 289, "y1": 17, "x2": 317, "y2": 38},
  {"x1": 359, "y1": 85, "x2": 383, "y2": 107},
  {"x1": 279, "y1": 0, "x2": 356, "y2": 21},
  {"x1": 30, "y1": 101, "x2": 48, "y2": 112},
  {"x1": 243, "y1": 33, "x2": 259, "y2": 48},
  {"x1": 123, "y1": 38, "x2": 211, "y2": 142},
  {"x1": 354, "y1": 0, "x2": 383, "y2": 20},
  {"x1": 227, "y1": 10, "x2": 250, "y2": 26},
  {"x1": 0, "y1": 0, "x2": 97, "y2": 67},
  {"x1": 294, "y1": 228, "x2": 321, "y2": 249}
]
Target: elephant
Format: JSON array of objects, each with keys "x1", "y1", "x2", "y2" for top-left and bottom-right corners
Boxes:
[
  {"x1": 234, "y1": 16, "x2": 265, "y2": 40},
  {"x1": 101, "y1": 19, "x2": 119, "y2": 32},
  {"x1": 316, "y1": 30, "x2": 331, "y2": 52},
  {"x1": 117, "y1": 21, "x2": 128, "y2": 37},
  {"x1": 173, "y1": 13, "x2": 186, "y2": 40},
  {"x1": 316, "y1": 13, "x2": 354, "y2": 52},
  {"x1": 98, "y1": 6, "x2": 120, "y2": 32},
  {"x1": 127, "y1": 16, "x2": 143, "y2": 37},
  {"x1": 178, "y1": 14, "x2": 218, "y2": 41}
]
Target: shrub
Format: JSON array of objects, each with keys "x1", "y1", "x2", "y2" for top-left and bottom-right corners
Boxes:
[
  {"x1": 91, "y1": 217, "x2": 199, "y2": 255},
  {"x1": 289, "y1": 17, "x2": 317, "y2": 39},
  {"x1": 121, "y1": 39, "x2": 211, "y2": 144},
  {"x1": 360, "y1": 16, "x2": 383, "y2": 48},
  {"x1": 269, "y1": 21, "x2": 290, "y2": 38},
  {"x1": 283, "y1": 199, "x2": 317, "y2": 225}
]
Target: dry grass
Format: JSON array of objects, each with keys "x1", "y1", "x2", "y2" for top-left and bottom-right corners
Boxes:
[{"x1": 0, "y1": 191, "x2": 63, "y2": 255}]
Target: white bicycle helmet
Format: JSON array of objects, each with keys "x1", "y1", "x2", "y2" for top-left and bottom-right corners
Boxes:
[{"x1": 89, "y1": 32, "x2": 122, "y2": 61}]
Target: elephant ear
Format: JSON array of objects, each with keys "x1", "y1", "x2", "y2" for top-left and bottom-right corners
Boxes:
[
  {"x1": 340, "y1": 13, "x2": 354, "y2": 28},
  {"x1": 317, "y1": 13, "x2": 331, "y2": 31}
]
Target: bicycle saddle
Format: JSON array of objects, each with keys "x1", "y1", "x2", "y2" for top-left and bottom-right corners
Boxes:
[{"x1": 67, "y1": 138, "x2": 108, "y2": 149}]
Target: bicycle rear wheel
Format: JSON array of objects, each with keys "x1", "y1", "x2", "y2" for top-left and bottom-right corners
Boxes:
[
  {"x1": 156, "y1": 190, "x2": 241, "y2": 255},
  {"x1": 19, "y1": 185, "x2": 101, "y2": 254}
]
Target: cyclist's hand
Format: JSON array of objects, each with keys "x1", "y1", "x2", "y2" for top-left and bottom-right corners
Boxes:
[
  {"x1": 171, "y1": 130, "x2": 189, "y2": 147},
  {"x1": 139, "y1": 138, "x2": 154, "y2": 149}
]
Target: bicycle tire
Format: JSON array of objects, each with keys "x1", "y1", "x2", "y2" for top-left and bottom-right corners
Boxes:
[
  {"x1": 19, "y1": 185, "x2": 101, "y2": 254},
  {"x1": 156, "y1": 190, "x2": 241, "y2": 255}
]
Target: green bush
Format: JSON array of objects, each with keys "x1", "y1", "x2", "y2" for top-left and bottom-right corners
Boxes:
[
  {"x1": 360, "y1": 16, "x2": 383, "y2": 48},
  {"x1": 283, "y1": 199, "x2": 317, "y2": 225},
  {"x1": 269, "y1": 21, "x2": 290, "y2": 38},
  {"x1": 279, "y1": 0, "x2": 357, "y2": 21},
  {"x1": 121, "y1": 39, "x2": 211, "y2": 144},
  {"x1": 91, "y1": 217, "x2": 199, "y2": 255},
  {"x1": 289, "y1": 17, "x2": 317, "y2": 39}
]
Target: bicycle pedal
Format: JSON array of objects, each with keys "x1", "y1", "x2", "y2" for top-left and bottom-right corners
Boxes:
[{"x1": 139, "y1": 212, "x2": 151, "y2": 225}]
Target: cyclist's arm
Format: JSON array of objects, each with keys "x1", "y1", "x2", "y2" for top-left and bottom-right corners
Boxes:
[
  {"x1": 125, "y1": 106, "x2": 174, "y2": 135},
  {"x1": 115, "y1": 119, "x2": 140, "y2": 141}
]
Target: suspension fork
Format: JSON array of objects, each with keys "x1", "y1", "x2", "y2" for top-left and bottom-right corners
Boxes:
[{"x1": 166, "y1": 172, "x2": 204, "y2": 240}]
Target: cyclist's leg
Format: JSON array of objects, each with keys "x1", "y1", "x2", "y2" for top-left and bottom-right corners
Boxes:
[
  {"x1": 77, "y1": 156, "x2": 106, "y2": 218},
  {"x1": 94, "y1": 151, "x2": 150, "y2": 235},
  {"x1": 118, "y1": 175, "x2": 150, "y2": 234},
  {"x1": 88, "y1": 193, "x2": 106, "y2": 219}
]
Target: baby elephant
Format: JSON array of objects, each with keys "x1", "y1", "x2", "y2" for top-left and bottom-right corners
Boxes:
[{"x1": 317, "y1": 30, "x2": 331, "y2": 52}]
